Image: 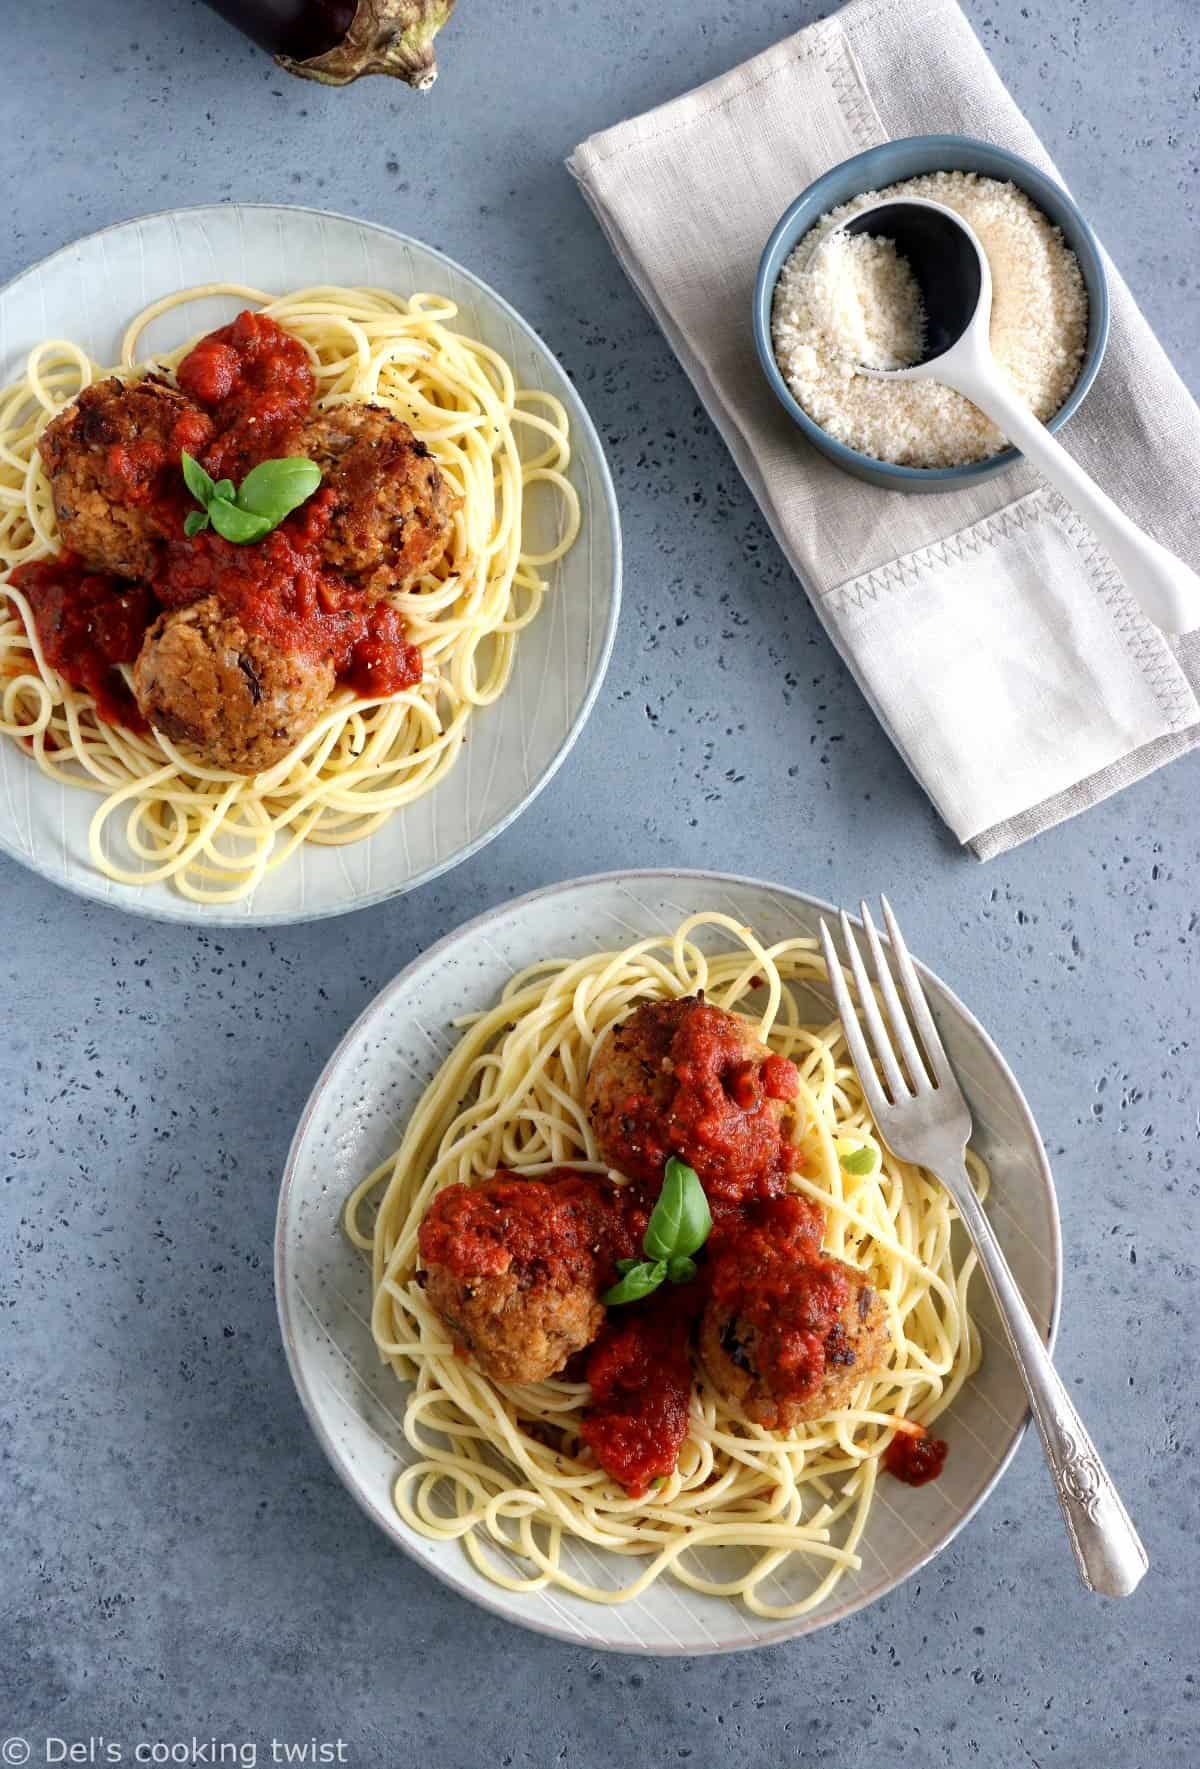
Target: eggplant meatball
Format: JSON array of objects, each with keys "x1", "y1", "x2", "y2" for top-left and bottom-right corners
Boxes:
[
  {"x1": 295, "y1": 404, "x2": 458, "y2": 598},
  {"x1": 38, "y1": 376, "x2": 212, "y2": 578},
  {"x1": 585, "y1": 995, "x2": 805, "y2": 1207},
  {"x1": 698, "y1": 1196, "x2": 888, "y2": 1430},
  {"x1": 131, "y1": 595, "x2": 334, "y2": 774},
  {"x1": 417, "y1": 1170, "x2": 620, "y2": 1385}
]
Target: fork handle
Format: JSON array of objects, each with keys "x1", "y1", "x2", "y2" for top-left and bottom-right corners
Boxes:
[{"x1": 945, "y1": 1164, "x2": 1148, "y2": 1597}]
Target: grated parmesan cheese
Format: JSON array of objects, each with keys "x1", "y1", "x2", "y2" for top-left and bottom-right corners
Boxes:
[
  {"x1": 770, "y1": 171, "x2": 1089, "y2": 468},
  {"x1": 805, "y1": 230, "x2": 927, "y2": 372}
]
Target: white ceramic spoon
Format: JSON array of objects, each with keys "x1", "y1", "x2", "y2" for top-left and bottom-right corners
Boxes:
[{"x1": 833, "y1": 196, "x2": 1200, "y2": 635}]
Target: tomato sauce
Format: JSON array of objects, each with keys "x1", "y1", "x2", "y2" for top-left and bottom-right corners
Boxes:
[
  {"x1": 418, "y1": 1169, "x2": 631, "y2": 1283},
  {"x1": 884, "y1": 1427, "x2": 948, "y2": 1486},
  {"x1": 581, "y1": 1287, "x2": 696, "y2": 1497},
  {"x1": 605, "y1": 997, "x2": 803, "y2": 1207},
  {"x1": 11, "y1": 556, "x2": 151, "y2": 730},
  {"x1": 704, "y1": 1196, "x2": 846, "y2": 1410},
  {"x1": 176, "y1": 309, "x2": 315, "y2": 481},
  {"x1": 153, "y1": 486, "x2": 420, "y2": 695},
  {"x1": 570, "y1": 998, "x2": 825, "y2": 1492},
  {"x1": 104, "y1": 401, "x2": 214, "y2": 540},
  {"x1": 21, "y1": 311, "x2": 425, "y2": 725}
]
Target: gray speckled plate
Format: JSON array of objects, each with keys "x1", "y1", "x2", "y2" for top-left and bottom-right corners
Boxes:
[
  {"x1": 0, "y1": 205, "x2": 620, "y2": 924},
  {"x1": 276, "y1": 870, "x2": 1062, "y2": 1654}
]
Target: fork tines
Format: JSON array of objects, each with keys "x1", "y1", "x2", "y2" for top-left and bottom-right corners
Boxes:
[{"x1": 818, "y1": 897, "x2": 954, "y2": 1113}]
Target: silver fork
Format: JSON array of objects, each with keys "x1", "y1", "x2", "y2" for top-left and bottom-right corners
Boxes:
[{"x1": 819, "y1": 898, "x2": 1148, "y2": 1598}]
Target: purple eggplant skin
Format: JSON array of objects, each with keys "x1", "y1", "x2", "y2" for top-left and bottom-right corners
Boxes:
[
  {"x1": 201, "y1": 0, "x2": 456, "y2": 88},
  {"x1": 204, "y1": 1, "x2": 356, "y2": 61}
]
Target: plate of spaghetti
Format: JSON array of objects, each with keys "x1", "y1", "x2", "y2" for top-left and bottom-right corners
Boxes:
[
  {"x1": 0, "y1": 206, "x2": 618, "y2": 919},
  {"x1": 277, "y1": 870, "x2": 1061, "y2": 1652}
]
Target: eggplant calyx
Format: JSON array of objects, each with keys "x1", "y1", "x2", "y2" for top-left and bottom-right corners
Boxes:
[{"x1": 278, "y1": 0, "x2": 456, "y2": 89}]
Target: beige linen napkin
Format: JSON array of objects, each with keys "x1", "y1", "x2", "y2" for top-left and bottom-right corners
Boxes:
[{"x1": 568, "y1": 0, "x2": 1200, "y2": 858}]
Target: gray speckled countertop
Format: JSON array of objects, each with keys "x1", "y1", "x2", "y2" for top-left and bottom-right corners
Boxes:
[{"x1": 2, "y1": 1, "x2": 1197, "y2": 1763}]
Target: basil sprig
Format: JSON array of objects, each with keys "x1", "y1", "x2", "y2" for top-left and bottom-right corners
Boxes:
[
  {"x1": 181, "y1": 450, "x2": 321, "y2": 545},
  {"x1": 602, "y1": 1157, "x2": 712, "y2": 1307}
]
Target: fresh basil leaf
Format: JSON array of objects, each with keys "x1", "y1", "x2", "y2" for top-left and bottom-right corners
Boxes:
[
  {"x1": 208, "y1": 497, "x2": 275, "y2": 545},
  {"x1": 644, "y1": 1157, "x2": 712, "y2": 1261},
  {"x1": 614, "y1": 1257, "x2": 641, "y2": 1275},
  {"x1": 839, "y1": 1144, "x2": 877, "y2": 1176},
  {"x1": 181, "y1": 449, "x2": 217, "y2": 508},
  {"x1": 602, "y1": 1260, "x2": 667, "y2": 1307},
  {"x1": 667, "y1": 1255, "x2": 697, "y2": 1285},
  {"x1": 213, "y1": 479, "x2": 236, "y2": 503},
  {"x1": 237, "y1": 456, "x2": 321, "y2": 520},
  {"x1": 183, "y1": 509, "x2": 210, "y2": 537}
]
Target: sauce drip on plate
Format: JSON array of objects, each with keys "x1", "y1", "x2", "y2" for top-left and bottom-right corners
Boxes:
[{"x1": 884, "y1": 1427, "x2": 949, "y2": 1486}]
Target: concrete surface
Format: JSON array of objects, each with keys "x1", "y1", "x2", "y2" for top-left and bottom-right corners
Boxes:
[{"x1": 2, "y1": 2, "x2": 1197, "y2": 1765}]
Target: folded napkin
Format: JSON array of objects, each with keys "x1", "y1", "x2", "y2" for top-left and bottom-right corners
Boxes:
[{"x1": 569, "y1": 0, "x2": 1200, "y2": 858}]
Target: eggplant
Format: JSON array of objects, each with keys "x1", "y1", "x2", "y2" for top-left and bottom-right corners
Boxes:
[{"x1": 202, "y1": 0, "x2": 456, "y2": 89}]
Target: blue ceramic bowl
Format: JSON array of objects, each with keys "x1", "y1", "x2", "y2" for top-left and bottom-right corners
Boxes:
[{"x1": 753, "y1": 135, "x2": 1110, "y2": 491}]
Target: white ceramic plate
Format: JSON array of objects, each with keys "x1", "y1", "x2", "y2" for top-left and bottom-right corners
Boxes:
[
  {"x1": 0, "y1": 206, "x2": 620, "y2": 924},
  {"x1": 277, "y1": 870, "x2": 1062, "y2": 1654}
]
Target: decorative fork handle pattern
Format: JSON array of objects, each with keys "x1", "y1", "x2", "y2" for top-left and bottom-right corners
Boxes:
[{"x1": 947, "y1": 1163, "x2": 1148, "y2": 1598}]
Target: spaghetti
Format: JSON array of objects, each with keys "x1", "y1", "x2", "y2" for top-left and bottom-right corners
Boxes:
[
  {"x1": 345, "y1": 913, "x2": 985, "y2": 1619},
  {"x1": 0, "y1": 284, "x2": 580, "y2": 903}
]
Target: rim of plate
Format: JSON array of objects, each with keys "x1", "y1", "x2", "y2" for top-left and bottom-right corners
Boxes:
[
  {"x1": 0, "y1": 204, "x2": 622, "y2": 928},
  {"x1": 275, "y1": 867, "x2": 1064, "y2": 1654}
]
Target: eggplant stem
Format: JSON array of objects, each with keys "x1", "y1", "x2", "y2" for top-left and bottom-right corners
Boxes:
[{"x1": 278, "y1": 0, "x2": 456, "y2": 89}]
